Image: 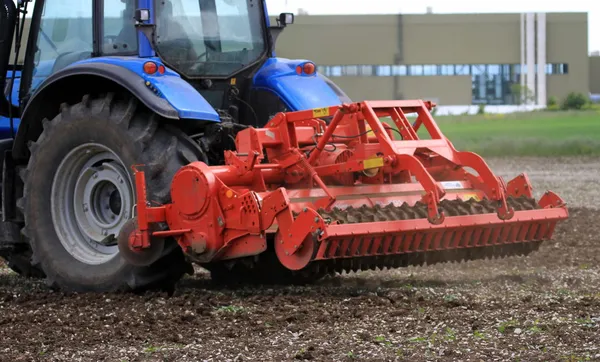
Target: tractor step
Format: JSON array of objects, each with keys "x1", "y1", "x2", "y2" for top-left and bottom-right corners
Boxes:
[{"x1": 0, "y1": 221, "x2": 23, "y2": 249}]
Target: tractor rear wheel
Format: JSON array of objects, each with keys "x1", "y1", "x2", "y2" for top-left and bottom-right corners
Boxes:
[{"x1": 20, "y1": 93, "x2": 202, "y2": 293}]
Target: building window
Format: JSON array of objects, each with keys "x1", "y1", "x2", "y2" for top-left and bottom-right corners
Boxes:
[
  {"x1": 423, "y1": 65, "x2": 436, "y2": 76},
  {"x1": 471, "y1": 64, "x2": 517, "y2": 105},
  {"x1": 502, "y1": 64, "x2": 511, "y2": 81},
  {"x1": 391, "y1": 65, "x2": 406, "y2": 76},
  {"x1": 471, "y1": 65, "x2": 485, "y2": 76},
  {"x1": 317, "y1": 62, "x2": 569, "y2": 106},
  {"x1": 408, "y1": 65, "x2": 423, "y2": 76},
  {"x1": 546, "y1": 63, "x2": 568, "y2": 75},
  {"x1": 440, "y1": 65, "x2": 454, "y2": 76},
  {"x1": 322, "y1": 66, "x2": 343, "y2": 77},
  {"x1": 344, "y1": 65, "x2": 358, "y2": 76},
  {"x1": 359, "y1": 65, "x2": 374, "y2": 76},
  {"x1": 321, "y1": 63, "x2": 568, "y2": 77},
  {"x1": 455, "y1": 65, "x2": 470, "y2": 75},
  {"x1": 376, "y1": 65, "x2": 391, "y2": 76}
]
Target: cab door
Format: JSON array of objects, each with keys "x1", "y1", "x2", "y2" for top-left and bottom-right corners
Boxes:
[
  {"x1": 19, "y1": 0, "x2": 96, "y2": 104},
  {"x1": 28, "y1": 0, "x2": 94, "y2": 94}
]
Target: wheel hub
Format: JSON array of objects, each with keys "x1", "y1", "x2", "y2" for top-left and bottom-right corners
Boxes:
[
  {"x1": 109, "y1": 189, "x2": 122, "y2": 215},
  {"x1": 51, "y1": 144, "x2": 134, "y2": 265}
]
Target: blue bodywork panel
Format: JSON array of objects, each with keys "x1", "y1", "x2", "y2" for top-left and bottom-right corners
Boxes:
[
  {"x1": 253, "y1": 58, "x2": 347, "y2": 111},
  {"x1": 3, "y1": 55, "x2": 349, "y2": 138},
  {"x1": 29, "y1": 57, "x2": 219, "y2": 122},
  {"x1": 79, "y1": 57, "x2": 220, "y2": 122},
  {"x1": 2, "y1": 56, "x2": 223, "y2": 137},
  {"x1": 138, "y1": 0, "x2": 156, "y2": 57}
]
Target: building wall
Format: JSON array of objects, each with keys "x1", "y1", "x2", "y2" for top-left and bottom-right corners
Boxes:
[
  {"x1": 331, "y1": 77, "x2": 395, "y2": 101},
  {"x1": 588, "y1": 57, "x2": 600, "y2": 94},
  {"x1": 274, "y1": 12, "x2": 589, "y2": 106},
  {"x1": 273, "y1": 15, "x2": 399, "y2": 65},
  {"x1": 545, "y1": 13, "x2": 589, "y2": 101},
  {"x1": 9, "y1": 21, "x2": 30, "y2": 64},
  {"x1": 398, "y1": 76, "x2": 472, "y2": 105},
  {"x1": 401, "y1": 14, "x2": 521, "y2": 65},
  {"x1": 399, "y1": 13, "x2": 522, "y2": 105}
]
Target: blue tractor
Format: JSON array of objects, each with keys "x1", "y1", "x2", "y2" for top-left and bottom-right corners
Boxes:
[{"x1": 0, "y1": 0, "x2": 350, "y2": 292}]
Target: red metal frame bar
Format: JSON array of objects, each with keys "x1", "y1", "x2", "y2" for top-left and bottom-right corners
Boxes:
[
  {"x1": 233, "y1": 100, "x2": 516, "y2": 221},
  {"x1": 131, "y1": 165, "x2": 193, "y2": 250}
]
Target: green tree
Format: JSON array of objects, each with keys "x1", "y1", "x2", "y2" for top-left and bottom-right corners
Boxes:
[
  {"x1": 477, "y1": 103, "x2": 486, "y2": 115},
  {"x1": 561, "y1": 92, "x2": 589, "y2": 110},
  {"x1": 547, "y1": 95, "x2": 559, "y2": 111},
  {"x1": 511, "y1": 84, "x2": 535, "y2": 105}
]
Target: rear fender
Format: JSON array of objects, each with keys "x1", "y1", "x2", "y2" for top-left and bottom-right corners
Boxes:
[
  {"x1": 78, "y1": 57, "x2": 219, "y2": 121},
  {"x1": 253, "y1": 57, "x2": 351, "y2": 111},
  {"x1": 13, "y1": 57, "x2": 219, "y2": 160}
]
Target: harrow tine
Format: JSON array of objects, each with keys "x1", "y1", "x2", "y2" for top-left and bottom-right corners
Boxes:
[{"x1": 274, "y1": 195, "x2": 567, "y2": 272}]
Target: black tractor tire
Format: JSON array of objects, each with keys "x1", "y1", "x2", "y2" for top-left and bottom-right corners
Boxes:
[
  {"x1": 0, "y1": 249, "x2": 45, "y2": 278},
  {"x1": 19, "y1": 93, "x2": 202, "y2": 293}
]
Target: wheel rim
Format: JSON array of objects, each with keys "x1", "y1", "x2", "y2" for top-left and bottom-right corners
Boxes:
[{"x1": 51, "y1": 143, "x2": 134, "y2": 265}]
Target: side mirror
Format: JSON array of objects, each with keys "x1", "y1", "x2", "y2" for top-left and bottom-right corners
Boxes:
[
  {"x1": 278, "y1": 13, "x2": 294, "y2": 27},
  {"x1": 134, "y1": 8, "x2": 156, "y2": 51},
  {"x1": 134, "y1": 8, "x2": 151, "y2": 23},
  {"x1": 270, "y1": 12, "x2": 295, "y2": 48}
]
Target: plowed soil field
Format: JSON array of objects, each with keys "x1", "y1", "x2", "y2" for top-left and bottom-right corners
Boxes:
[{"x1": 1, "y1": 157, "x2": 598, "y2": 361}]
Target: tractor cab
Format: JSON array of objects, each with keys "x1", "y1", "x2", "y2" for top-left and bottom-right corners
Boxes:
[
  {"x1": 150, "y1": 0, "x2": 277, "y2": 118},
  {"x1": 1, "y1": 0, "x2": 316, "y2": 129}
]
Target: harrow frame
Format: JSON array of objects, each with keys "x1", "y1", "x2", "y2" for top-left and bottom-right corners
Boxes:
[{"x1": 121, "y1": 100, "x2": 569, "y2": 271}]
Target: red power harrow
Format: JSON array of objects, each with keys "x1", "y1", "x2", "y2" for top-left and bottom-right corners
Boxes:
[{"x1": 118, "y1": 100, "x2": 568, "y2": 276}]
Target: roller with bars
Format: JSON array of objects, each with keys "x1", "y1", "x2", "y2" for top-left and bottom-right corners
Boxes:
[{"x1": 118, "y1": 100, "x2": 568, "y2": 277}]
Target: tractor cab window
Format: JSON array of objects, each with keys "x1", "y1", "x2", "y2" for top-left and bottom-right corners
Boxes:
[
  {"x1": 155, "y1": 0, "x2": 267, "y2": 78},
  {"x1": 31, "y1": 0, "x2": 93, "y2": 91},
  {"x1": 102, "y1": 0, "x2": 139, "y2": 54}
]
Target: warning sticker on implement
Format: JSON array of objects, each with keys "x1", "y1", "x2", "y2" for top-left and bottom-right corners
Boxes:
[
  {"x1": 440, "y1": 181, "x2": 464, "y2": 190},
  {"x1": 461, "y1": 193, "x2": 480, "y2": 201},
  {"x1": 364, "y1": 157, "x2": 384, "y2": 169},
  {"x1": 312, "y1": 107, "x2": 330, "y2": 118}
]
